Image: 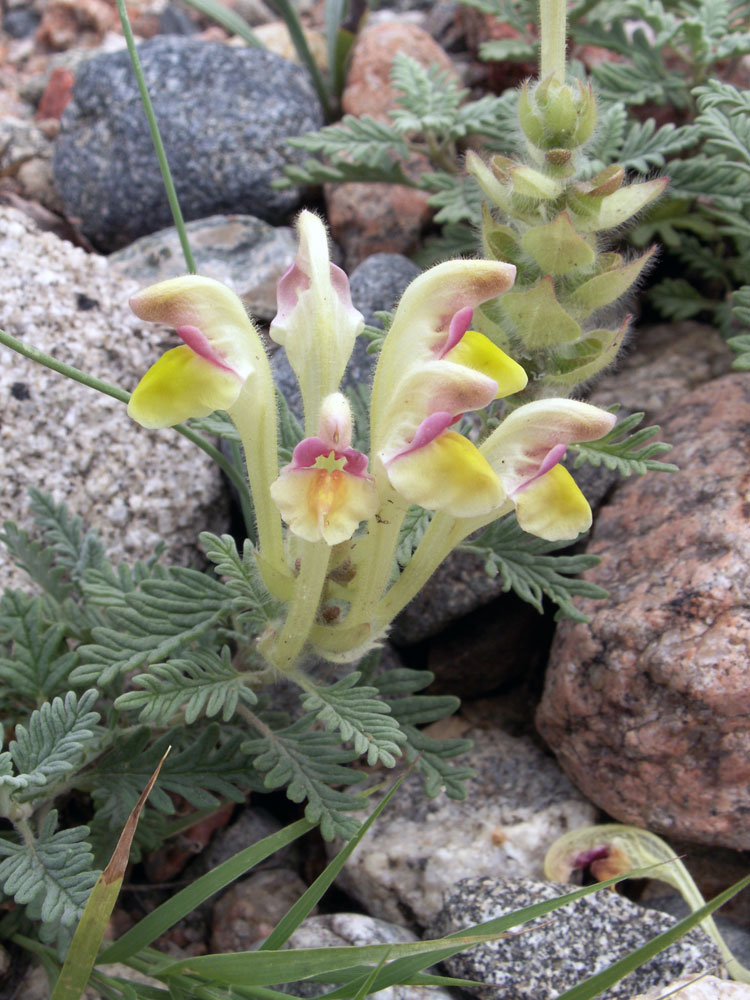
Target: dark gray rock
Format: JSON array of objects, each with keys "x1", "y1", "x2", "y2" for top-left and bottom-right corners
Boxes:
[
  {"x1": 53, "y1": 37, "x2": 323, "y2": 251},
  {"x1": 348, "y1": 252, "x2": 421, "y2": 327},
  {"x1": 431, "y1": 876, "x2": 724, "y2": 1000},
  {"x1": 4, "y1": 7, "x2": 40, "y2": 38}
]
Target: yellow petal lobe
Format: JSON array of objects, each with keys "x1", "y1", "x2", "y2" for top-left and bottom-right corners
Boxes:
[
  {"x1": 387, "y1": 430, "x2": 505, "y2": 517},
  {"x1": 127, "y1": 346, "x2": 242, "y2": 429},
  {"x1": 514, "y1": 464, "x2": 591, "y2": 541},
  {"x1": 444, "y1": 330, "x2": 528, "y2": 398}
]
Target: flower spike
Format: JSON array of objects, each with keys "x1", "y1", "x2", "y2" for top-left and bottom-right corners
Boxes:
[
  {"x1": 128, "y1": 275, "x2": 269, "y2": 429},
  {"x1": 270, "y1": 211, "x2": 364, "y2": 435},
  {"x1": 271, "y1": 393, "x2": 378, "y2": 546}
]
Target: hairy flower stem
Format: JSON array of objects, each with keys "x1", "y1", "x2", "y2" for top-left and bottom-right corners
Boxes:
[
  {"x1": 539, "y1": 0, "x2": 567, "y2": 82},
  {"x1": 228, "y1": 383, "x2": 285, "y2": 573},
  {"x1": 373, "y1": 503, "x2": 512, "y2": 627},
  {"x1": 336, "y1": 489, "x2": 410, "y2": 633},
  {"x1": 261, "y1": 540, "x2": 332, "y2": 672}
]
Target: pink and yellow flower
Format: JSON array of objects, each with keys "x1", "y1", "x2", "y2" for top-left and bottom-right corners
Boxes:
[
  {"x1": 270, "y1": 393, "x2": 378, "y2": 545},
  {"x1": 270, "y1": 212, "x2": 364, "y2": 432},
  {"x1": 370, "y1": 259, "x2": 527, "y2": 518},
  {"x1": 127, "y1": 275, "x2": 269, "y2": 429},
  {"x1": 480, "y1": 399, "x2": 617, "y2": 540}
]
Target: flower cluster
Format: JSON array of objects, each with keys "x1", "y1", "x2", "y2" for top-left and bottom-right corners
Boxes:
[{"x1": 128, "y1": 210, "x2": 616, "y2": 668}]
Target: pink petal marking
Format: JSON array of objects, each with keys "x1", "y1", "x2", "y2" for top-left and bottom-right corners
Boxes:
[
  {"x1": 389, "y1": 411, "x2": 455, "y2": 462},
  {"x1": 288, "y1": 437, "x2": 373, "y2": 479},
  {"x1": 176, "y1": 325, "x2": 237, "y2": 375},
  {"x1": 515, "y1": 443, "x2": 567, "y2": 493},
  {"x1": 329, "y1": 263, "x2": 360, "y2": 320},
  {"x1": 274, "y1": 261, "x2": 311, "y2": 326},
  {"x1": 439, "y1": 306, "x2": 474, "y2": 358},
  {"x1": 572, "y1": 846, "x2": 610, "y2": 869}
]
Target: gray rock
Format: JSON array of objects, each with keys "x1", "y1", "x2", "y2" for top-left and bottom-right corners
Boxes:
[
  {"x1": 332, "y1": 724, "x2": 597, "y2": 927},
  {"x1": 108, "y1": 215, "x2": 297, "y2": 322},
  {"x1": 0, "y1": 206, "x2": 228, "y2": 591},
  {"x1": 283, "y1": 913, "x2": 459, "y2": 1000},
  {"x1": 53, "y1": 37, "x2": 323, "y2": 251},
  {"x1": 431, "y1": 875, "x2": 724, "y2": 1000},
  {"x1": 348, "y1": 253, "x2": 421, "y2": 327}
]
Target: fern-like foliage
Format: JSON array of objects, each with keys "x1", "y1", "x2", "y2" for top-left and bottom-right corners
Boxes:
[
  {"x1": 243, "y1": 717, "x2": 365, "y2": 840},
  {"x1": 571, "y1": 411, "x2": 677, "y2": 476},
  {"x1": 115, "y1": 647, "x2": 258, "y2": 725},
  {"x1": 396, "y1": 506, "x2": 432, "y2": 567},
  {"x1": 277, "y1": 51, "x2": 521, "y2": 235},
  {"x1": 728, "y1": 285, "x2": 750, "y2": 369},
  {"x1": 461, "y1": 516, "x2": 606, "y2": 623},
  {"x1": 0, "y1": 591, "x2": 78, "y2": 704},
  {"x1": 72, "y1": 566, "x2": 232, "y2": 686},
  {"x1": 0, "y1": 811, "x2": 98, "y2": 951},
  {"x1": 300, "y1": 673, "x2": 406, "y2": 767},
  {"x1": 373, "y1": 667, "x2": 475, "y2": 799},
  {"x1": 1, "y1": 690, "x2": 101, "y2": 803},
  {"x1": 200, "y1": 532, "x2": 283, "y2": 632}
]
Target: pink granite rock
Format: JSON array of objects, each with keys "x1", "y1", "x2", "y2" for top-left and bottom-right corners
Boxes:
[
  {"x1": 536, "y1": 373, "x2": 750, "y2": 849},
  {"x1": 326, "y1": 21, "x2": 455, "y2": 268}
]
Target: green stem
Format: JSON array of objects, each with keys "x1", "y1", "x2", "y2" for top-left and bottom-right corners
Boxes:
[
  {"x1": 262, "y1": 540, "x2": 332, "y2": 672},
  {"x1": 374, "y1": 503, "x2": 512, "y2": 628},
  {"x1": 0, "y1": 325, "x2": 254, "y2": 514},
  {"x1": 337, "y1": 489, "x2": 410, "y2": 633},
  {"x1": 115, "y1": 0, "x2": 196, "y2": 274},
  {"x1": 228, "y1": 381, "x2": 285, "y2": 572},
  {"x1": 270, "y1": 0, "x2": 334, "y2": 121},
  {"x1": 539, "y1": 0, "x2": 567, "y2": 81}
]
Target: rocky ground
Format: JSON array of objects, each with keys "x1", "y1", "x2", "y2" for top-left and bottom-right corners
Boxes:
[{"x1": 2, "y1": 1, "x2": 750, "y2": 999}]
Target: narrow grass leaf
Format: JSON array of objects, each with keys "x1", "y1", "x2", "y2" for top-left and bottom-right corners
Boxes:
[
  {"x1": 259, "y1": 771, "x2": 410, "y2": 951},
  {"x1": 51, "y1": 751, "x2": 169, "y2": 1000},
  {"x1": 98, "y1": 819, "x2": 314, "y2": 965}
]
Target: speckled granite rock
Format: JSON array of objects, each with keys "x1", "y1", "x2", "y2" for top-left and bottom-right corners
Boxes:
[
  {"x1": 537, "y1": 373, "x2": 750, "y2": 849},
  {"x1": 0, "y1": 207, "x2": 227, "y2": 589},
  {"x1": 431, "y1": 876, "x2": 723, "y2": 1000},
  {"x1": 109, "y1": 215, "x2": 297, "y2": 322},
  {"x1": 630, "y1": 978, "x2": 750, "y2": 1000},
  {"x1": 53, "y1": 37, "x2": 323, "y2": 250},
  {"x1": 283, "y1": 913, "x2": 457, "y2": 1000},
  {"x1": 332, "y1": 724, "x2": 597, "y2": 926}
]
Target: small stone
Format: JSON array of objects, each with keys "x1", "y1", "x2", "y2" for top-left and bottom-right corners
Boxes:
[
  {"x1": 431, "y1": 875, "x2": 723, "y2": 1000},
  {"x1": 537, "y1": 373, "x2": 750, "y2": 849},
  {"x1": 109, "y1": 215, "x2": 297, "y2": 322},
  {"x1": 211, "y1": 868, "x2": 312, "y2": 952},
  {"x1": 35, "y1": 65, "x2": 75, "y2": 120},
  {"x1": 332, "y1": 724, "x2": 597, "y2": 926}
]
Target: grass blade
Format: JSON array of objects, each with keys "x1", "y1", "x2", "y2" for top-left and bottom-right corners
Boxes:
[
  {"x1": 259, "y1": 774, "x2": 408, "y2": 951},
  {"x1": 98, "y1": 818, "x2": 314, "y2": 964},
  {"x1": 51, "y1": 751, "x2": 169, "y2": 1000}
]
